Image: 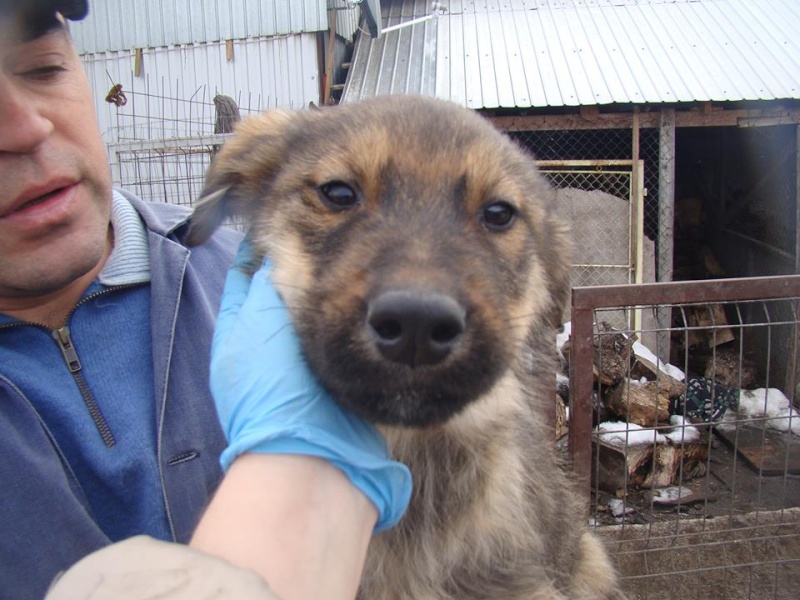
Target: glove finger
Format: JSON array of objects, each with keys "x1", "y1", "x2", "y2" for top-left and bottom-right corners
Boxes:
[
  {"x1": 214, "y1": 239, "x2": 259, "y2": 344},
  {"x1": 231, "y1": 237, "x2": 256, "y2": 270},
  {"x1": 235, "y1": 261, "x2": 294, "y2": 335}
]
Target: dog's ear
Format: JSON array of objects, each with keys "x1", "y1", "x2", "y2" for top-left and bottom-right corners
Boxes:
[
  {"x1": 185, "y1": 109, "x2": 300, "y2": 246},
  {"x1": 185, "y1": 186, "x2": 234, "y2": 246}
]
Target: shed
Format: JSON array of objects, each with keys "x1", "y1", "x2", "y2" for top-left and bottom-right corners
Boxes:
[{"x1": 342, "y1": 0, "x2": 800, "y2": 286}]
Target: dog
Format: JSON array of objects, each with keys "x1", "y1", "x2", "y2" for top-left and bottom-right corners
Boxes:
[{"x1": 186, "y1": 94, "x2": 624, "y2": 600}]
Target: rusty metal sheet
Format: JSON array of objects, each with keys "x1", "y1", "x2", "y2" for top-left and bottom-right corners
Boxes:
[{"x1": 715, "y1": 424, "x2": 800, "y2": 476}]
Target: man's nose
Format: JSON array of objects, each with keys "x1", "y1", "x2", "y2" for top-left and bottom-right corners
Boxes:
[{"x1": 0, "y1": 84, "x2": 53, "y2": 153}]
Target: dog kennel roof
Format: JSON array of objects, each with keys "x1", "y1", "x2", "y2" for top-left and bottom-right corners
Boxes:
[{"x1": 341, "y1": 0, "x2": 800, "y2": 109}]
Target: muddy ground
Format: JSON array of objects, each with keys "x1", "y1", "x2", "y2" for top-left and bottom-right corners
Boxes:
[{"x1": 590, "y1": 430, "x2": 800, "y2": 599}]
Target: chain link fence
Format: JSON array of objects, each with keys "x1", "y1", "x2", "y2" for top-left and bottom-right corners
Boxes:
[{"x1": 106, "y1": 86, "x2": 263, "y2": 208}]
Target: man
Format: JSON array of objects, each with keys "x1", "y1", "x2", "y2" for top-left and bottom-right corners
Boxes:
[{"x1": 0, "y1": 2, "x2": 409, "y2": 598}]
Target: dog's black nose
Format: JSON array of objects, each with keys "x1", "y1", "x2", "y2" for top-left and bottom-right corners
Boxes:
[{"x1": 367, "y1": 290, "x2": 466, "y2": 367}]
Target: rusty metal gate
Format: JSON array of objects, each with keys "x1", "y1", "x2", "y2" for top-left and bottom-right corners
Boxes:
[{"x1": 564, "y1": 275, "x2": 800, "y2": 599}]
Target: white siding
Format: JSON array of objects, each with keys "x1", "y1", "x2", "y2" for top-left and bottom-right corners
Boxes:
[
  {"x1": 70, "y1": 0, "x2": 328, "y2": 52},
  {"x1": 82, "y1": 34, "x2": 321, "y2": 143}
]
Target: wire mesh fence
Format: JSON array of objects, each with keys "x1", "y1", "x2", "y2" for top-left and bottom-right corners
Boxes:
[
  {"x1": 563, "y1": 275, "x2": 800, "y2": 600},
  {"x1": 106, "y1": 86, "x2": 264, "y2": 207}
]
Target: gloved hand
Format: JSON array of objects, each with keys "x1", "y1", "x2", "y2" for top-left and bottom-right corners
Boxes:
[{"x1": 210, "y1": 240, "x2": 412, "y2": 532}]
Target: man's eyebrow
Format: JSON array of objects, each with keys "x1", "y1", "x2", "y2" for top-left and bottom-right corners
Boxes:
[
  {"x1": 17, "y1": 23, "x2": 70, "y2": 48},
  {"x1": 4, "y1": 27, "x2": 71, "y2": 66},
  {"x1": 17, "y1": 12, "x2": 67, "y2": 43}
]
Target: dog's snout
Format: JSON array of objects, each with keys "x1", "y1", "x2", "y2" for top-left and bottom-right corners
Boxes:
[{"x1": 367, "y1": 290, "x2": 465, "y2": 367}]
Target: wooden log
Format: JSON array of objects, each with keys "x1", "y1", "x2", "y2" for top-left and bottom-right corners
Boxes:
[
  {"x1": 594, "y1": 322, "x2": 637, "y2": 385},
  {"x1": 605, "y1": 380, "x2": 672, "y2": 427},
  {"x1": 704, "y1": 346, "x2": 758, "y2": 389},
  {"x1": 555, "y1": 394, "x2": 568, "y2": 441},
  {"x1": 593, "y1": 437, "x2": 709, "y2": 492},
  {"x1": 641, "y1": 443, "x2": 709, "y2": 488},
  {"x1": 686, "y1": 304, "x2": 735, "y2": 348},
  {"x1": 630, "y1": 355, "x2": 687, "y2": 398},
  {"x1": 593, "y1": 439, "x2": 654, "y2": 493}
]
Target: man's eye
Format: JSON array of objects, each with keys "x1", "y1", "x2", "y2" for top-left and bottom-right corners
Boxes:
[{"x1": 20, "y1": 65, "x2": 68, "y2": 81}]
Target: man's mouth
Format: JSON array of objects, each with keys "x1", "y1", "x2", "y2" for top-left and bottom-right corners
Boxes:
[
  {"x1": 14, "y1": 189, "x2": 62, "y2": 212},
  {"x1": 3, "y1": 184, "x2": 75, "y2": 218}
]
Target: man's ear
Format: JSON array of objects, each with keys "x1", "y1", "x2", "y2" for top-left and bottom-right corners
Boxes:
[{"x1": 185, "y1": 109, "x2": 299, "y2": 246}]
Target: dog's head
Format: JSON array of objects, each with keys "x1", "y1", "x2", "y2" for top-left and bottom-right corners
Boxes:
[{"x1": 188, "y1": 95, "x2": 570, "y2": 427}]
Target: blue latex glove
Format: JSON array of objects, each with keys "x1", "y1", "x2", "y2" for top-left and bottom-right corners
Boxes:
[{"x1": 210, "y1": 240, "x2": 412, "y2": 532}]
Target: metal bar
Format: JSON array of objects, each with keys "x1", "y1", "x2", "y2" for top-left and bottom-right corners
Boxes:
[
  {"x1": 381, "y1": 14, "x2": 434, "y2": 34},
  {"x1": 569, "y1": 300, "x2": 595, "y2": 503},
  {"x1": 535, "y1": 159, "x2": 635, "y2": 168},
  {"x1": 572, "y1": 275, "x2": 800, "y2": 310},
  {"x1": 796, "y1": 124, "x2": 800, "y2": 274}
]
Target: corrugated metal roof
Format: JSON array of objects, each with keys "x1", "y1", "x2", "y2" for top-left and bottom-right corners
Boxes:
[
  {"x1": 70, "y1": 0, "x2": 329, "y2": 54},
  {"x1": 342, "y1": 0, "x2": 800, "y2": 108}
]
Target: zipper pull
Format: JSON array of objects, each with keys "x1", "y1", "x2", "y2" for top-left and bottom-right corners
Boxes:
[{"x1": 53, "y1": 326, "x2": 82, "y2": 373}]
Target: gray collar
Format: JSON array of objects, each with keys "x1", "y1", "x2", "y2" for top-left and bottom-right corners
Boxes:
[{"x1": 98, "y1": 190, "x2": 152, "y2": 286}]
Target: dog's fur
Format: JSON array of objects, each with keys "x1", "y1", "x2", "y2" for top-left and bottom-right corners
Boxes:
[{"x1": 186, "y1": 95, "x2": 624, "y2": 600}]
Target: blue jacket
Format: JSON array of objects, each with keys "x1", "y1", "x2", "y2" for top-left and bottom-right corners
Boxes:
[{"x1": 0, "y1": 194, "x2": 240, "y2": 599}]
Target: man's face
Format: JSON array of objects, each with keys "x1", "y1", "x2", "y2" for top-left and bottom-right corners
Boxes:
[{"x1": 0, "y1": 19, "x2": 112, "y2": 303}]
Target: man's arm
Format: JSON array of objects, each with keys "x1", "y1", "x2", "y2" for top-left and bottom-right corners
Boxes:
[{"x1": 191, "y1": 453, "x2": 377, "y2": 600}]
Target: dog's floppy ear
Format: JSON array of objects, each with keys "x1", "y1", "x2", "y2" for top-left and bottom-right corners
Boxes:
[
  {"x1": 185, "y1": 109, "x2": 300, "y2": 246},
  {"x1": 185, "y1": 186, "x2": 234, "y2": 246}
]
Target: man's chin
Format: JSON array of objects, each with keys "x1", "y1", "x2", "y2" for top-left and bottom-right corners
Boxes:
[{"x1": 0, "y1": 235, "x2": 111, "y2": 308}]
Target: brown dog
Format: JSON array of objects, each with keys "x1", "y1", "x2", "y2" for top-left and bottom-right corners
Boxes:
[{"x1": 187, "y1": 95, "x2": 624, "y2": 600}]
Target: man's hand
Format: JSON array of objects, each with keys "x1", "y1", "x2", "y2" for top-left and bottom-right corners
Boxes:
[{"x1": 210, "y1": 240, "x2": 412, "y2": 532}]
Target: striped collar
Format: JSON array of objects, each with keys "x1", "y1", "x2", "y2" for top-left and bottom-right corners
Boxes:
[{"x1": 98, "y1": 190, "x2": 152, "y2": 286}]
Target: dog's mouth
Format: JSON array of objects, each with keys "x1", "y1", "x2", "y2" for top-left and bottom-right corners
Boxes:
[
  {"x1": 302, "y1": 289, "x2": 510, "y2": 428},
  {"x1": 319, "y1": 353, "x2": 507, "y2": 427}
]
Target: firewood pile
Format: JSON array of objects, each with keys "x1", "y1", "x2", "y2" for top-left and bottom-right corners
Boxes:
[{"x1": 559, "y1": 322, "x2": 709, "y2": 496}]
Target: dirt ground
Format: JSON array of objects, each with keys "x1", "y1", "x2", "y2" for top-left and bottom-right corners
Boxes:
[
  {"x1": 590, "y1": 430, "x2": 800, "y2": 600},
  {"x1": 596, "y1": 507, "x2": 800, "y2": 600}
]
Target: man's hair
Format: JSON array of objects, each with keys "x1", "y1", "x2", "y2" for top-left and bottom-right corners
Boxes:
[{"x1": 0, "y1": 0, "x2": 88, "y2": 41}]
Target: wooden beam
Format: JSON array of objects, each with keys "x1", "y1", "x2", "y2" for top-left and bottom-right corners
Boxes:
[
  {"x1": 580, "y1": 105, "x2": 601, "y2": 122},
  {"x1": 658, "y1": 108, "x2": 676, "y2": 284},
  {"x1": 133, "y1": 48, "x2": 143, "y2": 78},
  {"x1": 489, "y1": 107, "x2": 800, "y2": 132},
  {"x1": 323, "y1": 10, "x2": 336, "y2": 105}
]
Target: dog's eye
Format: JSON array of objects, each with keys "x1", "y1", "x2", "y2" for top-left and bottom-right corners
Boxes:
[
  {"x1": 480, "y1": 201, "x2": 516, "y2": 231},
  {"x1": 318, "y1": 181, "x2": 361, "y2": 210}
]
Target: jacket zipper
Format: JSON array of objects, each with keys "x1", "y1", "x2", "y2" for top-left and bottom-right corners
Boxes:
[
  {"x1": 1, "y1": 283, "x2": 141, "y2": 448},
  {"x1": 52, "y1": 325, "x2": 116, "y2": 447}
]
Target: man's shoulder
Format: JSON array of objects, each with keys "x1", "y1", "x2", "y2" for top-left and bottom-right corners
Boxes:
[
  {"x1": 117, "y1": 189, "x2": 192, "y2": 236},
  {"x1": 117, "y1": 189, "x2": 243, "y2": 252}
]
